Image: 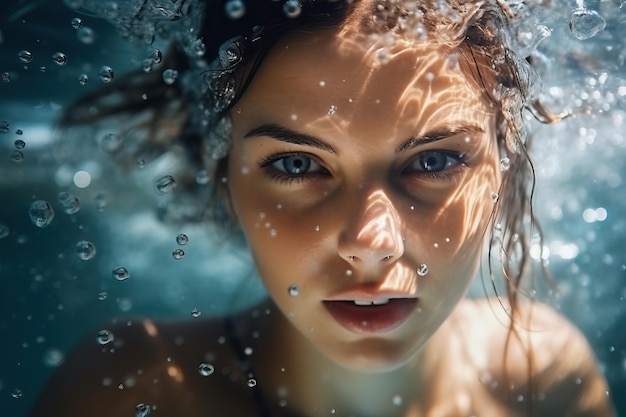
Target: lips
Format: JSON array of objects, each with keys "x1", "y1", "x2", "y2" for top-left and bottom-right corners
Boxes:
[{"x1": 323, "y1": 298, "x2": 417, "y2": 334}]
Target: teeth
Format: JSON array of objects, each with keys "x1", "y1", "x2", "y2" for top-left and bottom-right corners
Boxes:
[{"x1": 353, "y1": 298, "x2": 390, "y2": 306}]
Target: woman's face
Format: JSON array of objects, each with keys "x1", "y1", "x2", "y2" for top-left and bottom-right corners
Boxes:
[{"x1": 227, "y1": 28, "x2": 500, "y2": 371}]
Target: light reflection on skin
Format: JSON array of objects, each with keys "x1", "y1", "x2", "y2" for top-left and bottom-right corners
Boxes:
[{"x1": 227, "y1": 24, "x2": 501, "y2": 375}]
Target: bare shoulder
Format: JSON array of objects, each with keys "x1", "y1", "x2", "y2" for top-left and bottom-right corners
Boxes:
[
  {"x1": 28, "y1": 313, "x2": 260, "y2": 417},
  {"x1": 450, "y1": 297, "x2": 615, "y2": 416}
]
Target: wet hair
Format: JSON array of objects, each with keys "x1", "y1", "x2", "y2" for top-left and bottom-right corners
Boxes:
[{"x1": 60, "y1": 0, "x2": 559, "y2": 413}]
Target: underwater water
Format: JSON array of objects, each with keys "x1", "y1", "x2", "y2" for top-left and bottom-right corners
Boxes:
[{"x1": 0, "y1": 1, "x2": 625, "y2": 416}]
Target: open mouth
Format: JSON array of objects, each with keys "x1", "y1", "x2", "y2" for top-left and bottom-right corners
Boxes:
[{"x1": 323, "y1": 298, "x2": 418, "y2": 334}]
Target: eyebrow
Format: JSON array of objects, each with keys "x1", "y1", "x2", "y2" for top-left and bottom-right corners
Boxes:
[
  {"x1": 395, "y1": 125, "x2": 486, "y2": 153},
  {"x1": 244, "y1": 123, "x2": 485, "y2": 154},
  {"x1": 244, "y1": 124, "x2": 337, "y2": 154}
]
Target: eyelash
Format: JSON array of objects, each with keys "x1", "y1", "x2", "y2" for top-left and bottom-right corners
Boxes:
[
  {"x1": 257, "y1": 150, "x2": 468, "y2": 185},
  {"x1": 257, "y1": 152, "x2": 328, "y2": 185}
]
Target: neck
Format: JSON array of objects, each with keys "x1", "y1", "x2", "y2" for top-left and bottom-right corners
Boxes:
[{"x1": 252, "y1": 301, "x2": 442, "y2": 417}]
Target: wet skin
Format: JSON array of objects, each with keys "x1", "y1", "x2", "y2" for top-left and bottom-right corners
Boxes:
[{"x1": 227, "y1": 28, "x2": 501, "y2": 372}]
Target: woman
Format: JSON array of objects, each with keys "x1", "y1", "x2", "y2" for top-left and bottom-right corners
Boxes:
[{"x1": 30, "y1": 0, "x2": 614, "y2": 416}]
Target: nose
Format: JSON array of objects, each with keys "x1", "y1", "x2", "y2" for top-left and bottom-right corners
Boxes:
[{"x1": 338, "y1": 189, "x2": 404, "y2": 267}]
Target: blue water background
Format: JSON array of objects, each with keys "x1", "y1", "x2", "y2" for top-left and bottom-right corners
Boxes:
[{"x1": 0, "y1": 1, "x2": 625, "y2": 416}]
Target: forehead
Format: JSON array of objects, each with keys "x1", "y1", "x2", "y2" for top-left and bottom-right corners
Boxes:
[{"x1": 234, "y1": 28, "x2": 492, "y2": 138}]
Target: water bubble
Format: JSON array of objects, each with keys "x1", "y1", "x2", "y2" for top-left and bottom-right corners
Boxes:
[
  {"x1": 569, "y1": 8, "x2": 606, "y2": 40},
  {"x1": 392, "y1": 395, "x2": 403, "y2": 406},
  {"x1": 43, "y1": 348, "x2": 65, "y2": 367},
  {"x1": 99, "y1": 132, "x2": 122, "y2": 153},
  {"x1": 76, "y1": 240, "x2": 96, "y2": 261},
  {"x1": 96, "y1": 329, "x2": 114, "y2": 345},
  {"x1": 112, "y1": 266, "x2": 131, "y2": 281},
  {"x1": 152, "y1": 49, "x2": 162, "y2": 64},
  {"x1": 142, "y1": 59, "x2": 154, "y2": 73},
  {"x1": 198, "y1": 363, "x2": 215, "y2": 376},
  {"x1": 191, "y1": 39, "x2": 206, "y2": 57},
  {"x1": 95, "y1": 192, "x2": 109, "y2": 211},
  {"x1": 196, "y1": 169, "x2": 210, "y2": 184},
  {"x1": 162, "y1": 68, "x2": 178, "y2": 85},
  {"x1": 137, "y1": 159, "x2": 145, "y2": 169},
  {"x1": 0, "y1": 223, "x2": 9, "y2": 239},
  {"x1": 71, "y1": 17, "x2": 82, "y2": 29},
  {"x1": 13, "y1": 139, "x2": 25, "y2": 150},
  {"x1": 78, "y1": 73, "x2": 88, "y2": 85},
  {"x1": 57, "y1": 191, "x2": 80, "y2": 214},
  {"x1": 172, "y1": 248, "x2": 185, "y2": 260},
  {"x1": 283, "y1": 0, "x2": 302, "y2": 18},
  {"x1": 244, "y1": 346, "x2": 253, "y2": 356},
  {"x1": 191, "y1": 308, "x2": 201, "y2": 318},
  {"x1": 0, "y1": 121, "x2": 9, "y2": 133},
  {"x1": 225, "y1": 0, "x2": 245, "y2": 19},
  {"x1": 328, "y1": 105, "x2": 338, "y2": 115},
  {"x1": 40, "y1": 66, "x2": 46, "y2": 72},
  {"x1": 499, "y1": 157, "x2": 510, "y2": 171},
  {"x1": 98, "y1": 291, "x2": 108, "y2": 301},
  {"x1": 98, "y1": 65, "x2": 114, "y2": 83},
  {"x1": 76, "y1": 26, "x2": 96, "y2": 45},
  {"x1": 17, "y1": 50, "x2": 33, "y2": 64},
  {"x1": 10, "y1": 150, "x2": 24, "y2": 162},
  {"x1": 11, "y1": 388, "x2": 23, "y2": 399},
  {"x1": 155, "y1": 175, "x2": 177, "y2": 194},
  {"x1": 416, "y1": 263, "x2": 429, "y2": 277},
  {"x1": 15, "y1": 129, "x2": 22, "y2": 135},
  {"x1": 491, "y1": 192, "x2": 499, "y2": 203},
  {"x1": 176, "y1": 234, "x2": 189, "y2": 245},
  {"x1": 1, "y1": 72, "x2": 10, "y2": 82},
  {"x1": 247, "y1": 378, "x2": 257, "y2": 387},
  {"x1": 288, "y1": 285, "x2": 300, "y2": 297},
  {"x1": 135, "y1": 403, "x2": 150, "y2": 417},
  {"x1": 52, "y1": 52, "x2": 68, "y2": 66},
  {"x1": 28, "y1": 200, "x2": 55, "y2": 228}
]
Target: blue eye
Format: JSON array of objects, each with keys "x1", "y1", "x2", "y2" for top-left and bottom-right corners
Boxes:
[
  {"x1": 410, "y1": 151, "x2": 464, "y2": 173},
  {"x1": 272, "y1": 155, "x2": 322, "y2": 175}
]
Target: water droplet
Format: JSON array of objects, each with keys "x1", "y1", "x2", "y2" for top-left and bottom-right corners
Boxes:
[
  {"x1": 569, "y1": 8, "x2": 606, "y2": 40},
  {"x1": 491, "y1": 192, "x2": 499, "y2": 203},
  {"x1": 172, "y1": 248, "x2": 185, "y2": 260},
  {"x1": 288, "y1": 285, "x2": 300, "y2": 297},
  {"x1": 499, "y1": 157, "x2": 510, "y2": 171},
  {"x1": 416, "y1": 263, "x2": 429, "y2": 277},
  {"x1": 191, "y1": 308, "x2": 201, "y2": 318},
  {"x1": 78, "y1": 73, "x2": 88, "y2": 85},
  {"x1": 98, "y1": 291, "x2": 108, "y2": 301},
  {"x1": 247, "y1": 378, "x2": 257, "y2": 387},
  {"x1": 39, "y1": 66, "x2": 46, "y2": 72},
  {"x1": 71, "y1": 17, "x2": 83, "y2": 29},
  {"x1": 328, "y1": 104, "x2": 337, "y2": 115},
  {"x1": 112, "y1": 266, "x2": 131, "y2": 281},
  {"x1": 155, "y1": 175, "x2": 176, "y2": 194},
  {"x1": 198, "y1": 363, "x2": 215, "y2": 376},
  {"x1": 142, "y1": 59, "x2": 154, "y2": 73},
  {"x1": 77, "y1": 26, "x2": 95, "y2": 44},
  {"x1": 1, "y1": 72, "x2": 10, "y2": 82},
  {"x1": 152, "y1": 49, "x2": 162, "y2": 64},
  {"x1": 96, "y1": 329, "x2": 114, "y2": 345},
  {"x1": 76, "y1": 240, "x2": 96, "y2": 261},
  {"x1": 17, "y1": 50, "x2": 32, "y2": 64},
  {"x1": 99, "y1": 132, "x2": 122, "y2": 153},
  {"x1": 0, "y1": 121, "x2": 9, "y2": 133},
  {"x1": 176, "y1": 234, "x2": 189, "y2": 245},
  {"x1": 10, "y1": 150, "x2": 24, "y2": 162},
  {"x1": 195, "y1": 170, "x2": 210, "y2": 184},
  {"x1": 15, "y1": 129, "x2": 23, "y2": 135},
  {"x1": 225, "y1": 0, "x2": 245, "y2": 19},
  {"x1": 244, "y1": 346, "x2": 253, "y2": 356},
  {"x1": 392, "y1": 395, "x2": 403, "y2": 406},
  {"x1": 98, "y1": 65, "x2": 114, "y2": 83},
  {"x1": 162, "y1": 68, "x2": 178, "y2": 85},
  {"x1": 283, "y1": 0, "x2": 302, "y2": 18},
  {"x1": 14, "y1": 139, "x2": 25, "y2": 149},
  {"x1": 0, "y1": 223, "x2": 9, "y2": 239},
  {"x1": 314, "y1": 225, "x2": 320, "y2": 232},
  {"x1": 43, "y1": 348, "x2": 65, "y2": 367},
  {"x1": 135, "y1": 403, "x2": 150, "y2": 417},
  {"x1": 52, "y1": 52, "x2": 68, "y2": 66},
  {"x1": 11, "y1": 388, "x2": 23, "y2": 399},
  {"x1": 28, "y1": 200, "x2": 55, "y2": 228}
]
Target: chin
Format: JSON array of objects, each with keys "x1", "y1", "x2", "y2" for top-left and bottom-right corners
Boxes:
[{"x1": 323, "y1": 337, "x2": 426, "y2": 374}]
